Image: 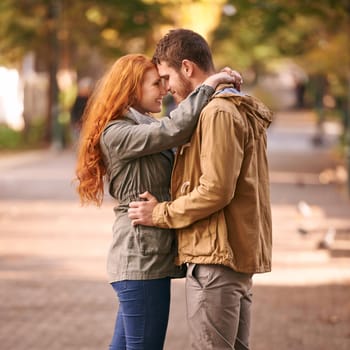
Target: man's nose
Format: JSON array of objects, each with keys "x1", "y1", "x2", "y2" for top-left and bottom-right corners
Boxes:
[
  {"x1": 160, "y1": 85, "x2": 167, "y2": 95},
  {"x1": 161, "y1": 82, "x2": 169, "y2": 95},
  {"x1": 162, "y1": 80, "x2": 170, "y2": 92}
]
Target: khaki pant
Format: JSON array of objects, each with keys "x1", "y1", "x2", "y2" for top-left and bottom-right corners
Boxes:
[{"x1": 186, "y1": 264, "x2": 253, "y2": 350}]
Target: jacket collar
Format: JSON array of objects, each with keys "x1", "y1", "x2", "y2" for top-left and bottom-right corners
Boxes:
[
  {"x1": 214, "y1": 83, "x2": 245, "y2": 97},
  {"x1": 126, "y1": 107, "x2": 158, "y2": 125}
]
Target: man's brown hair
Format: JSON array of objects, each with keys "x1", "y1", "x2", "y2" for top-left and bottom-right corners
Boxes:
[{"x1": 152, "y1": 29, "x2": 215, "y2": 73}]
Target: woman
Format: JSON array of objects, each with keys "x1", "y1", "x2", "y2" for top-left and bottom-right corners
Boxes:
[{"x1": 75, "y1": 54, "x2": 238, "y2": 349}]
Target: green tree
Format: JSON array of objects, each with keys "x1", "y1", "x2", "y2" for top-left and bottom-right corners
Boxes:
[
  {"x1": 0, "y1": 0, "x2": 168, "y2": 144},
  {"x1": 212, "y1": 0, "x2": 349, "y2": 89}
]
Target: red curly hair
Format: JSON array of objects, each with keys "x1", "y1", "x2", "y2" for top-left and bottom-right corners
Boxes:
[{"x1": 75, "y1": 54, "x2": 156, "y2": 206}]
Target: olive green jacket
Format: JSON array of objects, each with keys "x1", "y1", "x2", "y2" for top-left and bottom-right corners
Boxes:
[
  {"x1": 99, "y1": 85, "x2": 214, "y2": 282},
  {"x1": 152, "y1": 85, "x2": 273, "y2": 274}
]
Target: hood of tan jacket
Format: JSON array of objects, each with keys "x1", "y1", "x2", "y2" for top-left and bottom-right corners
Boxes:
[{"x1": 212, "y1": 84, "x2": 273, "y2": 136}]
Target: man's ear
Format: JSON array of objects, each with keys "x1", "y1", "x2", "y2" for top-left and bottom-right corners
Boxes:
[{"x1": 181, "y1": 59, "x2": 194, "y2": 77}]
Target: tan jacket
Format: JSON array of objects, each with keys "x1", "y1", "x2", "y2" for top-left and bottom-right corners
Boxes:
[{"x1": 152, "y1": 85, "x2": 273, "y2": 273}]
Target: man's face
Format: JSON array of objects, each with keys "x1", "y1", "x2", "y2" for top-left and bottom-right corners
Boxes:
[{"x1": 157, "y1": 61, "x2": 193, "y2": 104}]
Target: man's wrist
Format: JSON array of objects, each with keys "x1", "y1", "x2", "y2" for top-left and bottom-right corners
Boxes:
[{"x1": 152, "y1": 202, "x2": 168, "y2": 228}]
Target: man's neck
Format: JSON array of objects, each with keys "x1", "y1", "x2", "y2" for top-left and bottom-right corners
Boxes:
[{"x1": 192, "y1": 70, "x2": 214, "y2": 89}]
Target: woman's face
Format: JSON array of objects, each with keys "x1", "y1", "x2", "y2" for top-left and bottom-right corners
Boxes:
[{"x1": 133, "y1": 67, "x2": 167, "y2": 114}]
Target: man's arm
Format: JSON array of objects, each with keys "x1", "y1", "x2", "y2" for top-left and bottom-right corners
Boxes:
[{"x1": 128, "y1": 108, "x2": 245, "y2": 228}]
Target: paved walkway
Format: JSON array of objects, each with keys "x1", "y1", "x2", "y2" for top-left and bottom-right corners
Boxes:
[{"x1": 0, "y1": 110, "x2": 349, "y2": 350}]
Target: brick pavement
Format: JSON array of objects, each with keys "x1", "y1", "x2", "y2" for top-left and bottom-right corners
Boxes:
[{"x1": 0, "y1": 110, "x2": 350, "y2": 350}]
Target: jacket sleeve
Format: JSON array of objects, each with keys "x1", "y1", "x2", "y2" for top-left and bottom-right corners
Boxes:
[
  {"x1": 152, "y1": 109, "x2": 245, "y2": 229},
  {"x1": 101, "y1": 85, "x2": 214, "y2": 160}
]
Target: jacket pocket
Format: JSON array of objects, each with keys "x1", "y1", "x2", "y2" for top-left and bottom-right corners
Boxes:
[
  {"x1": 178, "y1": 213, "x2": 218, "y2": 256},
  {"x1": 135, "y1": 225, "x2": 175, "y2": 255}
]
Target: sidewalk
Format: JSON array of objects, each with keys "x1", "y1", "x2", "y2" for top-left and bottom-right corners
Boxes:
[{"x1": 0, "y1": 110, "x2": 349, "y2": 350}]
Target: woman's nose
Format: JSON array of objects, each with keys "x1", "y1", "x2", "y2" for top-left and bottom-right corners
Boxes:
[{"x1": 160, "y1": 84, "x2": 167, "y2": 96}]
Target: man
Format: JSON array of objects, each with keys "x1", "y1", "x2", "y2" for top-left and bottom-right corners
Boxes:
[
  {"x1": 128, "y1": 29, "x2": 272, "y2": 350},
  {"x1": 70, "y1": 77, "x2": 93, "y2": 144}
]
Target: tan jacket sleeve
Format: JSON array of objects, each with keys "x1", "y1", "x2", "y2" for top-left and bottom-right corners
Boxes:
[{"x1": 152, "y1": 108, "x2": 245, "y2": 229}]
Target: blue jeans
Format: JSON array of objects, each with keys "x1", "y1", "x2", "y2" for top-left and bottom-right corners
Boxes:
[{"x1": 109, "y1": 278, "x2": 171, "y2": 350}]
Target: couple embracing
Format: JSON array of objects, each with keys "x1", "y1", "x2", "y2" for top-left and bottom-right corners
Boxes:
[{"x1": 76, "y1": 28, "x2": 272, "y2": 350}]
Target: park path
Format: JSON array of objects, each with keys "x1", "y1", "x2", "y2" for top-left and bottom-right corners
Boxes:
[{"x1": 0, "y1": 109, "x2": 349, "y2": 350}]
